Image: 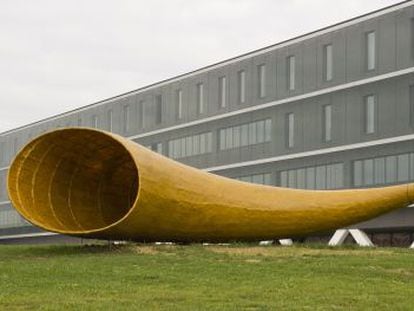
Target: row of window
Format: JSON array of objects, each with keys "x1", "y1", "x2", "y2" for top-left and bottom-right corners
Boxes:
[
  {"x1": 280, "y1": 163, "x2": 344, "y2": 190},
  {"x1": 167, "y1": 132, "x2": 213, "y2": 159},
  {"x1": 219, "y1": 119, "x2": 272, "y2": 150},
  {"x1": 353, "y1": 152, "x2": 414, "y2": 187},
  {"x1": 235, "y1": 173, "x2": 272, "y2": 185},
  {"x1": 78, "y1": 31, "x2": 375, "y2": 132}
]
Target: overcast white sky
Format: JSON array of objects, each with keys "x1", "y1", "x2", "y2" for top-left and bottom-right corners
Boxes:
[{"x1": 0, "y1": 0, "x2": 404, "y2": 133}]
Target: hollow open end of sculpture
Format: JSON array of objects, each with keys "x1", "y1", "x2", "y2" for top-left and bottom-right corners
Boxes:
[{"x1": 7, "y1": 128, "x2": 139, "y2": 234}]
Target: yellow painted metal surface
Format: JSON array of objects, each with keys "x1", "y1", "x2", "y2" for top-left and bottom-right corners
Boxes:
[{"x1": 7, "y1": 128, "x2": 414, "y2": 242}]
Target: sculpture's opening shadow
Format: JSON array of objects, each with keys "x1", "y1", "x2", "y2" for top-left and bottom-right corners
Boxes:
[{"x1": 8, "y1": 129, "x2": 139, "y2": 233}]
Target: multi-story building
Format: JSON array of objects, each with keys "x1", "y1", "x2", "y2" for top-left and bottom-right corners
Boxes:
[{"x1": 2, "y1": 0, "x2": 414, "y2": 244}]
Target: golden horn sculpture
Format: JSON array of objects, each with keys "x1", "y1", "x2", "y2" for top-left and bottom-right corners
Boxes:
[{"x1": 7, "y1": 128, "x2": 414, "y2": 242}]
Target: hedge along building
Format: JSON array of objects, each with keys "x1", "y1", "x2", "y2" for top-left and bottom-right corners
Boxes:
[{"x1": 1, "y1": 0, "x2": 414, "y2": 245}]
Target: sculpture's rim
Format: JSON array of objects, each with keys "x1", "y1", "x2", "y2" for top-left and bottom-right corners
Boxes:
[{"x1": 7, "y1": 127, "x2": 141, "y2": 236}]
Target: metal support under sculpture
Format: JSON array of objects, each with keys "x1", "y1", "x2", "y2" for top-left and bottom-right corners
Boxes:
[{"x1": 7, "y1": 128, "x2": 414, "y2": 242}]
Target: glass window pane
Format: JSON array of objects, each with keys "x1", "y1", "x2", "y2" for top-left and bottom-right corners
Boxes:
[
  {"x1": 326, "y1": 165, "x2": 333, "y2": 189},
  {"x1": 197, "y1": 83, "x2": 204, "y2": 114},
  {"x1": 265, "y1": 119, "x2": 272, "y2": 142},
  {"x1": 238, "y1": 70, "x2": 246, "y2": 104},
  {"x1": 206, "y1": 133, "x2": 212, "y2": 153},
  {"x1": 323, "y1": 105, "x2": 332, "y2": 142},
  {"x1": 410, "y1": 153, "x2": 414, "y2": 180},
  {"x1": 333, "y1": 163, "x2": 344, "y2": 189},
  {"x1": 374, "y1": 157, "x2": 385, "y2": 184},
  {"x1": 193, "y1": 135, "x2": 199, "y2": 156},
  {"x1": 366, "y1": 31, "x2": 376, "y2": 71},
  {"x1": 287, "y1": 113, "x2": 294, "y2": 148},
  {"x1": 306, "y1": 167, "x2": 315, "y2": 189},
  {"x1": 155, "y1": 95, "x2": 162, "y2": 124},
  {"x1": 257, "y1": 120, "x2": 265, "y2": 143},
  {"x1": 324, "y1": 44, "x2": 333, "y2": 81},
  {"x1": 363, "y1": 159, "x2": 374, "y2": 186},
  {"x1": 200, "y1": 134, "x2": 206, "y2": 154},
  {"x1": 297, "y1": 168, "x2": 306, "y2": 189},
  {"x1": 316, "y1": 166, "x2": 326, "y2": 189},
  {"x1": 252, "y1": 174, "x2": 264, "y2": 185},
  {"x1": 248, "y1": 122, "x2": 256, "y2": 145},
  {"x1": 354, "y1": 161, "x2": 363, "y2": 187},
  {"x1": 386, "y1": 156, "x2": 397, "y2": 184},
  {"x1": 258, "y1": 64, "x2": 266, "y2": 98},
  {"x1": 219, "y1": 76, "x2": 226, "y2": 108},
  {"x1": 233, "y1": 126, "x2": 241, "y2": 148},
  {"x1": 264, "y1": 174, "x2": 272, "y2": 185},
  {"x1": 280, "y1": 171, "x2": 288, "y2": 187},
  {"x1": 288, "y1": 56, "x2": 295, "y2": 90},
  {"x1": 288, "y1": 170, "x2": 296, "y2": 188},
  {"x1": 241, "y1": 124, "x2": 249, "y2": 146},
  {"x1": 226, "y1": 128, "x2": 233, "y2": 149},
  {"x1": 397, "y1": 154, "x2": 409, "y2": 182},
  {"x1": 365, "y1": 95, "x2": 375, "y2": 134},
  {"x1": 219, "y1": 130, "x2": 225, "y2": 150}
]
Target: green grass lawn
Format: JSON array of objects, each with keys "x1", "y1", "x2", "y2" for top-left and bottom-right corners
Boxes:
[{"x1": 0, "y1": 243, "x2": 413, "y2": 310}]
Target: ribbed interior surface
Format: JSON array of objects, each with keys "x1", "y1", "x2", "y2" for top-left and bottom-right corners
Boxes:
[{"x1": 9, "y1": 129, "x2": 139, "y2": 233}]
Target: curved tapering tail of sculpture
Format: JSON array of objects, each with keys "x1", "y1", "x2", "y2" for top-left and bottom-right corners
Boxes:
[{"x1": 7, "y1": 128, "x2": 414, "y2": 242}]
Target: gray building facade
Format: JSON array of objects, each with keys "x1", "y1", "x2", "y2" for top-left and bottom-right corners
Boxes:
[{"x1": 2, "y1": 1, "x2": 414, "y2": 244}]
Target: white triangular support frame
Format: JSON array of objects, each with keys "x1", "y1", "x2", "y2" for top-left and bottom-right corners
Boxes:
[
  {"x1": 328, "y1": 229, "x2": 374, "y2": 247},
  {"x1": 410, "y1": 241, "x2": 414, "y2": 249}
]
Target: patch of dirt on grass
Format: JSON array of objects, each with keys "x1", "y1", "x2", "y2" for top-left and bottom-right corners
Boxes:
[
  {"x1": 383, "y1": 268, "x2": 414, "y2": 277},
  {"x1": 245, "y1": 259, "x2": 262, "y2": 263},
  {"x1": 131, "y1": 246, "x2": 160, "y2": 255},
  {"x1": 130, "y1": 244, "x2": 178, "y2": 255},
  {"x1": 206, "y1": 246, "x2": 394, "y2": 258}
]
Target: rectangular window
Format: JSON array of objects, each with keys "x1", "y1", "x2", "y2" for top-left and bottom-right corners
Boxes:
[
  {"x1": 238, "y1": 70, "x2": 246, "y2": 104},
  {"x1": 385, "y1": 156, "x2": 397, "y2": 184},
  {"x1": 374, "y1": 157, "x2": 385, "y2": 184},
  {"x1": 397, "y1": 154, "x2": 409, "y2": 182},
  {"x1": 411, "y1": 18, "x2": 414, "y2": 60},
  {"x1": 286, "y1": 113, "x2": 294, "y2": 148},
  {"x1": 258, "y1": 64, "x2": 266, "y2": 98},
  {"x1": 91, "y1": 115, "x2": 98, "y2": 128},
  {"x1": 364, "y1": 95, "x2": 375, "y2": 134},
  {"x1": 0, "y1": 142, "x2": 4, "y2": 166},
  {"x1": 156, "y1": 143, "x2": 162, "y2": 154},
  {"x1": 155, "y1": 95, "x2": 162, "y2": 124},
  {"x1": 139, "y1": 100, "x2": 145, "y2": 129},
  {"x1": 176, "y1": 89, "x2": 183, "y2": 120},
  {"x1": 123, "y1": 105, "x2": 130, "y2": 133},
  {"x1": 280, "y1": 171, "x2": 288, "y2": 187},
  {"x1": 366, "y1": 31, "x2": 376, "y2": 71},
  {"x1": 354, "y1": 160, "x2": 363, "y2": 187},
  {"x1": 324, "y1": 44, "x2": 333, "y2": 81},
  {"x1": 306, "y1": 167, "x2": 316, "y2": 189},
  {"x1": 297, "y1": 168, "x2": 306, "y2": 189},
  {"x1": 167, "y1": 132, "x2": 212, "y2": 159},
  {"x1": 323, "y1": 104, "x2": 332, "y2": 142},
  {"x1": 107, "y1": 110, "x2": 113, "y2": 132},
  {"x1": 197, "y1": 83, "x2": 204, "y2": 114},
  {"x1": 315, "y1": 166, "x2": 326, "y2": 189},
  {"x1": 287, "y1": 56, "x2": 295, "y2": 91},
  {"x1": 218, "y1": 119, "x2": 272, "y2": 150},
  {"x1": 218, "y1": 76, "x2": 226, "y2": 108},
  {"x1": 363, "y1": 159, "x2": 374, "y2": 186},
  {"x1": 410, "y1": 85, "x2": 414, "y2": 127},
  {"x1": 282, "y1": 164, "x2": 343, "y2": 190}
]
